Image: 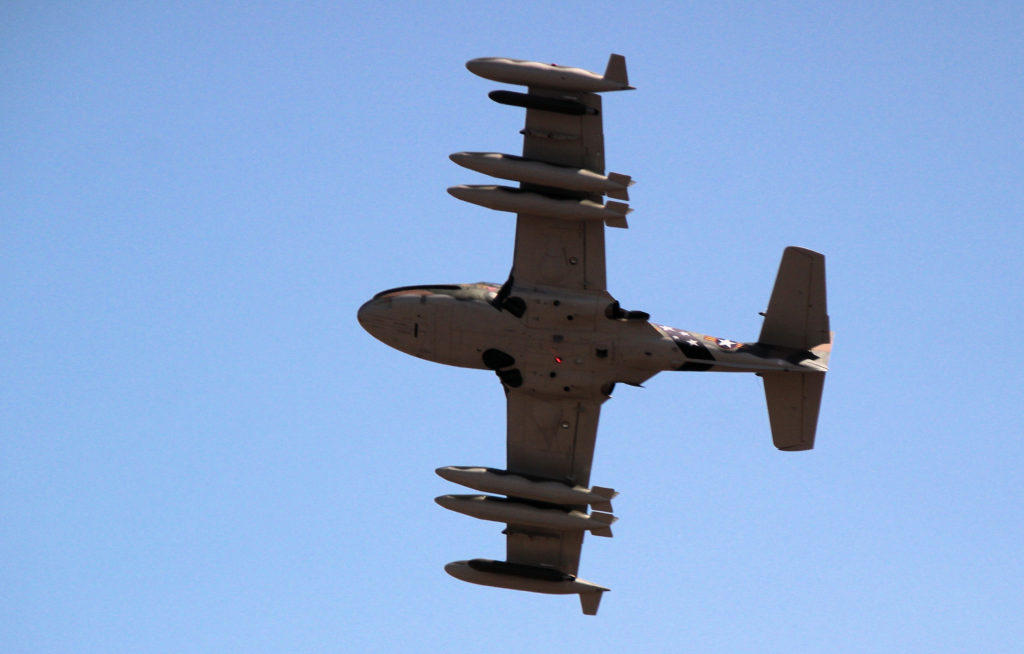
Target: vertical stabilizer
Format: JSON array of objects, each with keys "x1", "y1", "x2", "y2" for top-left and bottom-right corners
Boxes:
[
  {"x1": 580, "y1": 590, "x2": 604, "y2": 615},
  {"x1": 603, "y1": 54, "x2": 629, "y2": 86}
]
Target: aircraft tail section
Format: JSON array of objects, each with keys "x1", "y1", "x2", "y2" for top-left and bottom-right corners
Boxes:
[
  {"x1": 758, "y1": 247, "x2": 829, "y2": 350},
  {"x1": 761, "y1": 371, "x2": 825, "y2": 451},
  {"x1": 758, "y1": 247, "x2": 830, "y2": 451}
]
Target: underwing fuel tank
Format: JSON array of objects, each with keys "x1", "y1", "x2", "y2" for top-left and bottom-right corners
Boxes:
[
  {"x1": 447, "y1": 184, "x2": 630, "y2": 228},
  {"x1": 466, "y1": 55, "x2": 633, "y2": 93},
  {"x1": 435, "y1": 494, "x2": 617, "y2": 537},
  {"x1": 449, "y1": 152, "x2": 633, "y2": 201},
  {"x1": 445, "y1": 559, "x2": 608, "y2": 615},
  {"x1": 436, "y1": 466, "x2": 618, "y2": 511}
]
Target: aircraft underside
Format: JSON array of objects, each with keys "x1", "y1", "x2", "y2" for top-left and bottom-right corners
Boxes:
[{"x1": 358, "y1": 54, "x2": 830, "y2": 615}]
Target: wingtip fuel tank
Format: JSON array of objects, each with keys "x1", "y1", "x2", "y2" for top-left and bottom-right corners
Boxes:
[
  {"x1": 444, "y1": 559, "x2": 608, "y2": 615},
  {"x1": 466, "y1": 55, "x2": 633, "y2": 92}
]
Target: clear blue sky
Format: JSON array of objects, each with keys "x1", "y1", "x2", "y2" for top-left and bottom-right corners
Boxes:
[{"x1": 3, "y1": 2, "x2": 1023, "y2": 652}]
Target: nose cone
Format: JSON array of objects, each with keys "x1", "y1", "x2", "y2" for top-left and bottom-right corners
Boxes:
[
  {"x1": 356, "y1": 296, "x2": 388, "y2": 342},
  {"x1": 464, "y1": 57, "x2": 507, "y2": 80},
  {"x1": 444, "y1": 560, "x2": 473, "y2": 582},
  {"x1": 434, "y1": 494, "x2": 459, "y2": 511},
  {"x1": 358, "y1": 285, "x2": 465, "y2": 366},
  {"x1": 357, "y1": 287, "x2": 444, "y2": 362},
  {"x1": 435, "y1": 466, "x2": 458, "y2": 484}
]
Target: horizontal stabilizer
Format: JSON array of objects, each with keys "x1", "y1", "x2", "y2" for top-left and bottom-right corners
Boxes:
[
  {"x1": 759, "y1": 247, "x2": 829, "y2": 350},
  {"x1": 762, "y1": 371, "x2": 825, "y2": 451}
]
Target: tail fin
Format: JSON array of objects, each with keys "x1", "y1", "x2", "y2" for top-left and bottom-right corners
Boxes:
[
  {"x1": 589, "y1": 511, "x2": 617, "y2": 538},
  {"x1": 758, "y1": 247, "x2": 829, "y2": 350},
  {"x1": 604, "y1": 201, "x2": 630, "y2": 229},
  {"x1": 579, "y1": 590, "x2": 605, "y2": 615},
  {"x1": 590, "y1": 486, "x2": 618, "y2": 512},
  {"x1": 603, "y1": 54, "x2": 630, "y2": 87},
  {"x1": 605, "y1": 172, "x2": 633, "y2": 201}
]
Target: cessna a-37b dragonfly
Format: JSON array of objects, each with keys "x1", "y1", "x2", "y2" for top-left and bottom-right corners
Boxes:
[{"x1": 358, "y1": 55, "x2": 831, "y2": 615}]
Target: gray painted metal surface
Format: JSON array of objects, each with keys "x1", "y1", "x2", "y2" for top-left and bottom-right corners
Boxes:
[{"x1": 358, "y1": 54, "x2": 831, "y2": 615}]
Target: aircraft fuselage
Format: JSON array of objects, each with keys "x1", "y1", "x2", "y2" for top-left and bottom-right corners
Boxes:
[{"x1": 358, "y1": 282, "x2": 823, "y2": 401}]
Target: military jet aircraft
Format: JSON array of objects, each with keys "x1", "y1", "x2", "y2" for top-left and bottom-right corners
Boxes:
[{"x1": 357, "y1": 54, "x2": 831, "y2": 615}]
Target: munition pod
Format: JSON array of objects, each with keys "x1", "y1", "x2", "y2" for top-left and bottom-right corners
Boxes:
[
  {"x1": 436, "y1": 466, "x2": 617, "y2": 511},
  {"x1": 449, "y1": 152, "x2": 633, "y2": 201},
  {"x1": 447, "y1": 185, "x2": 630, "y2": 228},
  {"x1": 435, "y1": 494, "x2": 616, "y2": 537}
]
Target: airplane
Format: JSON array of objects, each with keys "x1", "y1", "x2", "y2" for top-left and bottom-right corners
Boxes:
[{"x1": 357, "y1": 54, "x2": 831, "y2": 615}]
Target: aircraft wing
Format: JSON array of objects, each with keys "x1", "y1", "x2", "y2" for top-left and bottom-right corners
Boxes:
[
  {"x1": 508, "y1": 84, "x2": 618, "y2": 295},
  {"x1": 495, "y1": 57, "x2": 633, "y2": 588},
  {"x1": 438, "y1": 55, "x2": 635, "y2": 613},
  {"x1": 504, "y1": 390, "x2": 603, "y2": 575}
]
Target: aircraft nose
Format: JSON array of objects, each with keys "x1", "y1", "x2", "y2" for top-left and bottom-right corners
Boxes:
[
  {"x1": 358, "y1": 286, "x2": 455, "y2": 363},
  {"x1": 357, "y1": 296, "x2": 390, "y2": 340},
  {"x1": 357, "y1": 290, "x2": 433, "y2": 354}
]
